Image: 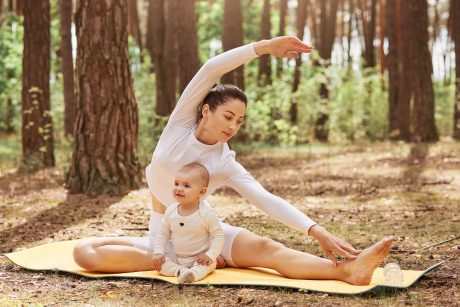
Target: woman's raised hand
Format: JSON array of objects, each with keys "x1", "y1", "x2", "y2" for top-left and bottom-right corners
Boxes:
[{"x1": 254, "y1": 36, "x2": 313, "y2": 58}]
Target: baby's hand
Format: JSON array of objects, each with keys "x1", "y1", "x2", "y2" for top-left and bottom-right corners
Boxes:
[
  {"x1": 152, "y1": 254, "x2": 165, "y2": 271},
  {"x1": 195, "y1": 254, "x2": 213, "y2": 266}
]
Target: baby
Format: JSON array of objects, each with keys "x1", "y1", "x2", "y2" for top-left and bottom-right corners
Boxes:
[{"x1": 152, "y1": 162, "x2": 224, "y2": 283}]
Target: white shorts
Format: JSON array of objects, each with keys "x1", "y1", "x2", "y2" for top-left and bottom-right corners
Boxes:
[{"x1": 128, "y1": 211, "x2": 244, "y2": 267}]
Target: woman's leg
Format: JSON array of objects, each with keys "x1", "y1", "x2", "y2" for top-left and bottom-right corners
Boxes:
[
  {"x1": 73, "y1": 237, "x2": 155, "y2": 273},
  {"x1": 231, "y1": 230, "x2": 393, "y2": 285}
]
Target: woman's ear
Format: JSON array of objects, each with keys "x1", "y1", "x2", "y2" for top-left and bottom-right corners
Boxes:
[{"x1": 202, "y1": 104, "x2": 210, "y2": 118}]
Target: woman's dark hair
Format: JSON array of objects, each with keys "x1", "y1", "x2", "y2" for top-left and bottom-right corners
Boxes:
[{"x1": 196, "y1": 84, "x2": 248, "y2": 124}]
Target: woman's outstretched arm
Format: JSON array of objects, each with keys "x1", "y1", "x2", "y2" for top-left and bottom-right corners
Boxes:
[
  {"x1": 224, "y1": 160, "x2": 361, "y2": 265},
  {"x1": 168, "y1": 36, "x2": 313, "y2": 128}
]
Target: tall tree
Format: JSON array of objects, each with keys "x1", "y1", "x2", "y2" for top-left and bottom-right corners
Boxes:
[
  {"x1": 315, "y1": 0, "x2": 338, "y2": 141},
  {"x1": 452, "y1": 0, "x2": 460, "y2": 140},
  {"x1": 395, "y1": 0, "x2": 411, "y2": 141},
  {"x1": 67, "y1": 0, "x2": 141, "y2": 194},
  {"x1": 5, "y1": 0, "x2": 15, "y2": 134},
  {"x1": 359, "y1": 0, "x2": 377, "y2": 68},
  {"x1": 21, "y1": 0, "x2": 54, "y2": 169},
  {"x1": 127, "y1": 0, "x2": 142, "y2": 51},
  {"x1": 258, "y1": 0, "x2": 272, "y2": 85},
  {"x1": 386, "y1": 0, "x2": 400, "y2": 138},
  {"x1": 402, "y1": 0, "x2": 438, "y2": 141},
  {"x1": 377, "y1": 0, "x2": 386, "y2": 75},
  {"x1": 146, "y1": 0, "x2": 177, "y2": 116},
  {"x1": 290, "y1": 0, "x2": 307, "y2": 124},
  {"x1": 174, "y1": 0, "x2": 201, "y2": 93},
  {"x1": 59, "y1": 0, "x2": 76, "y2": 137},
  {"x1": 222, "y1": 0, "x2": 245, "y2": 90},
  {"x1": 276, "y1": 0, "x2": 288, "y2": 77}
]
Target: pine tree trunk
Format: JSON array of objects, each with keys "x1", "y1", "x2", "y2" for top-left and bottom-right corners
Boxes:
[
  {"x1": 5, "y1": 0, "x2": 15, "y2": 134},
  {"x1": 258, "y1": 0, "x2": 272, "y2": 85},
  {"x1": 452, "y1": 0, "x2": 460, "y2": 140},
  {"x1": 315, "y1": 0, "x2": 338, "y2": 141},
  {"x1": 404, "y1": 0, "x2": 438, "y2": 142},
  {"x1": 6, "y1": 98, "x2": 14, "y2": 133},
  {"x1": 15, "y1": 0, "x2": 22, "y2": 15},
  {"x1": 386, "y1": 0, "x2": 400, "y2": 138},
  {"x1": 378, "y1": 0, "x2": 386, "y2": 76},
  {"x1": 21, "y1": 0, "x2": 54, "y2": 169},
  {"x1": 398, "y1": 0, "x2": 411, "y2": 141},
  {"x1": 290, "y1": 0, "x2": 307, "y2": 125},
  {"x1": 222, "y1": 0, "x2": 245, "y2": 90},
  {"x1": 59, "y1": 0, "x2": 76, "y2": 137},
  {"x1": 164, "y1": 0, "x2": 177, "y2": 111},
  {"x1": 174, "y1": 0, "x2": 200, "y2": 94},
  {"x1": 276, "y1": 0, "x2": 288, "y2": 77},
  {"x1": 127, "y1": 0, "x2": 143, "y2": 51},
  {"x1": 67, "y1": 0, "x2": 141, "y2": 195},
  {"x1": 146, "y1": 0, "x2": 177, "y2": 116},
  {"x1": 360, "y1": 0, "x2": 376, "y2": 68}
]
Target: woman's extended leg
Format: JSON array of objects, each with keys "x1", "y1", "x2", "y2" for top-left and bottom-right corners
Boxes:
[
  {"x1": 231, "y1": 230, "x2": 393, "y2": 285},
  {"x1": 73, "y1": 238, "x2": 155, "y2": 273}
]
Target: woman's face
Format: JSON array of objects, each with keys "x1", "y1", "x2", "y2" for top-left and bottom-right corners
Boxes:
[{"x1": 202, "y1": 98, "x2": 246, "y2": 142}]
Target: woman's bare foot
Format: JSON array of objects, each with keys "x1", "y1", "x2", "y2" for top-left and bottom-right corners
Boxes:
[{"x1": 340, "y1": 236, "x2": 394, "y2": 285}]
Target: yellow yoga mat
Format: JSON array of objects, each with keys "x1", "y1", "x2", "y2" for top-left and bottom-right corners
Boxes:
[{"x1": 4, "y1": 239, "x2": 442, "y2": 295}]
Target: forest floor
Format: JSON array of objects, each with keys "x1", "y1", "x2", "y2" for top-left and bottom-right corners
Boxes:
[{"x1": 0, "y1": 140, "x2": 459, "y2": 306}]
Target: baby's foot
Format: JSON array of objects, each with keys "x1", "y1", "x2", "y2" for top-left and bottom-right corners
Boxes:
[
  {"x1": 342, "y1": 236, "x2": 394, "y2": 285},
  {"x1": 177, "y1": 268, "x2": 195, "y2": 284}
]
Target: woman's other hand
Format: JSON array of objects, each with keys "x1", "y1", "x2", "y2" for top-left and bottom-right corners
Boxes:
[
  {"x1": 308, "y1": 225, "x2": 362, "y2": 266},
  {"x1": 253, "y1": 36, "x2": 313, "y2": 58}
]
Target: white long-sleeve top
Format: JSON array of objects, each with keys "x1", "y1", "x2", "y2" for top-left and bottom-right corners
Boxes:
[
  {"x1": 154, "y1": 202, "x2": 224, "y2": 260},
  {"x1": 145, "y1": 43, "x2": 317, "y2": 233}
]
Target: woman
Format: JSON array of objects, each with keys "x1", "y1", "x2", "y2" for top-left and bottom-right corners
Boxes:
[{"x1": 73, "y1": 36, "x2": 393, "y2": 285}]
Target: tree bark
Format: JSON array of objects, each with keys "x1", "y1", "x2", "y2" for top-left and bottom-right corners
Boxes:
[
  {"x1": 146, "y1": 0, "x2": 177, "y2": 116},
  {"x1": 290, "y1": 0, "x2": 307, "y2": 125},
  {"x1": 452, "y1": 0, "x2": 460, "y2": 140},
  {"x1": 403, "y1": 0, "x2": 438, "y2": 142},
  {"x1": 397, "y1": 0, "x2": 411, "y2": 141},
  {"x1": 276, "y1": 0, "x2": 288, "y2": 77},
  {"x1": 127, "y1": 0, "x2": 142, "y2": 51},
  {"x1": 258, "y1": 0, "x2": 272, "y2": 85},
  {"x1": 386, "y1": 0, "x2": 400, "y2": 138},
  {"x1": 359, "y1": 0, "x2": 376, "y2": 68},
  {"x1": 15, "y1": 0, "x2": 22, "y2": 15},
  {"x1": 315, "y1": 0, "x2": 338, "y2": 141},
  {"x1": 378, "y1": 0, "x2": 386, "y2": 76},
  {"x1": 21, "y1": 0, "x2": 54, "y2": 169},
  {"x1": 222, "y1": 0, "x2": 245, "y2": 90},
  {"x1": 5, "y1": 0, "x2": 15, "y2": 134},
  {"x1": 174, "y1": 0, "x2": 201, "y2": 94},
  {"x1": 59, "y1": 0, "x2": 76, "y2": 137},
  {"x1": 67, "y1": 0, "x2": 141, "y2": 195}
]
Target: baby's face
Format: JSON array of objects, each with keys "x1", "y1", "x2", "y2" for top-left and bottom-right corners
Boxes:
[{"x1": 172, "y1": 170, "x2": 206, "y2": 203}]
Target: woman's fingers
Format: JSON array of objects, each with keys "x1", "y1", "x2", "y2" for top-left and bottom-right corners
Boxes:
[
  {"x1": 340, "y1": 241, "x2": 361, "y2": 255},
  {"x1": 326, "y1": 250, "x2": 337, "y2": 266},
  {"x1": 335, "y1": 245, "x2": 357, "y2": 260},
  {"x1": 289, "y1": 37, "x2": 312, "y2": 49},
  {"x1": 284, "y1": 52, "x2": 299, "y2": 58}
]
